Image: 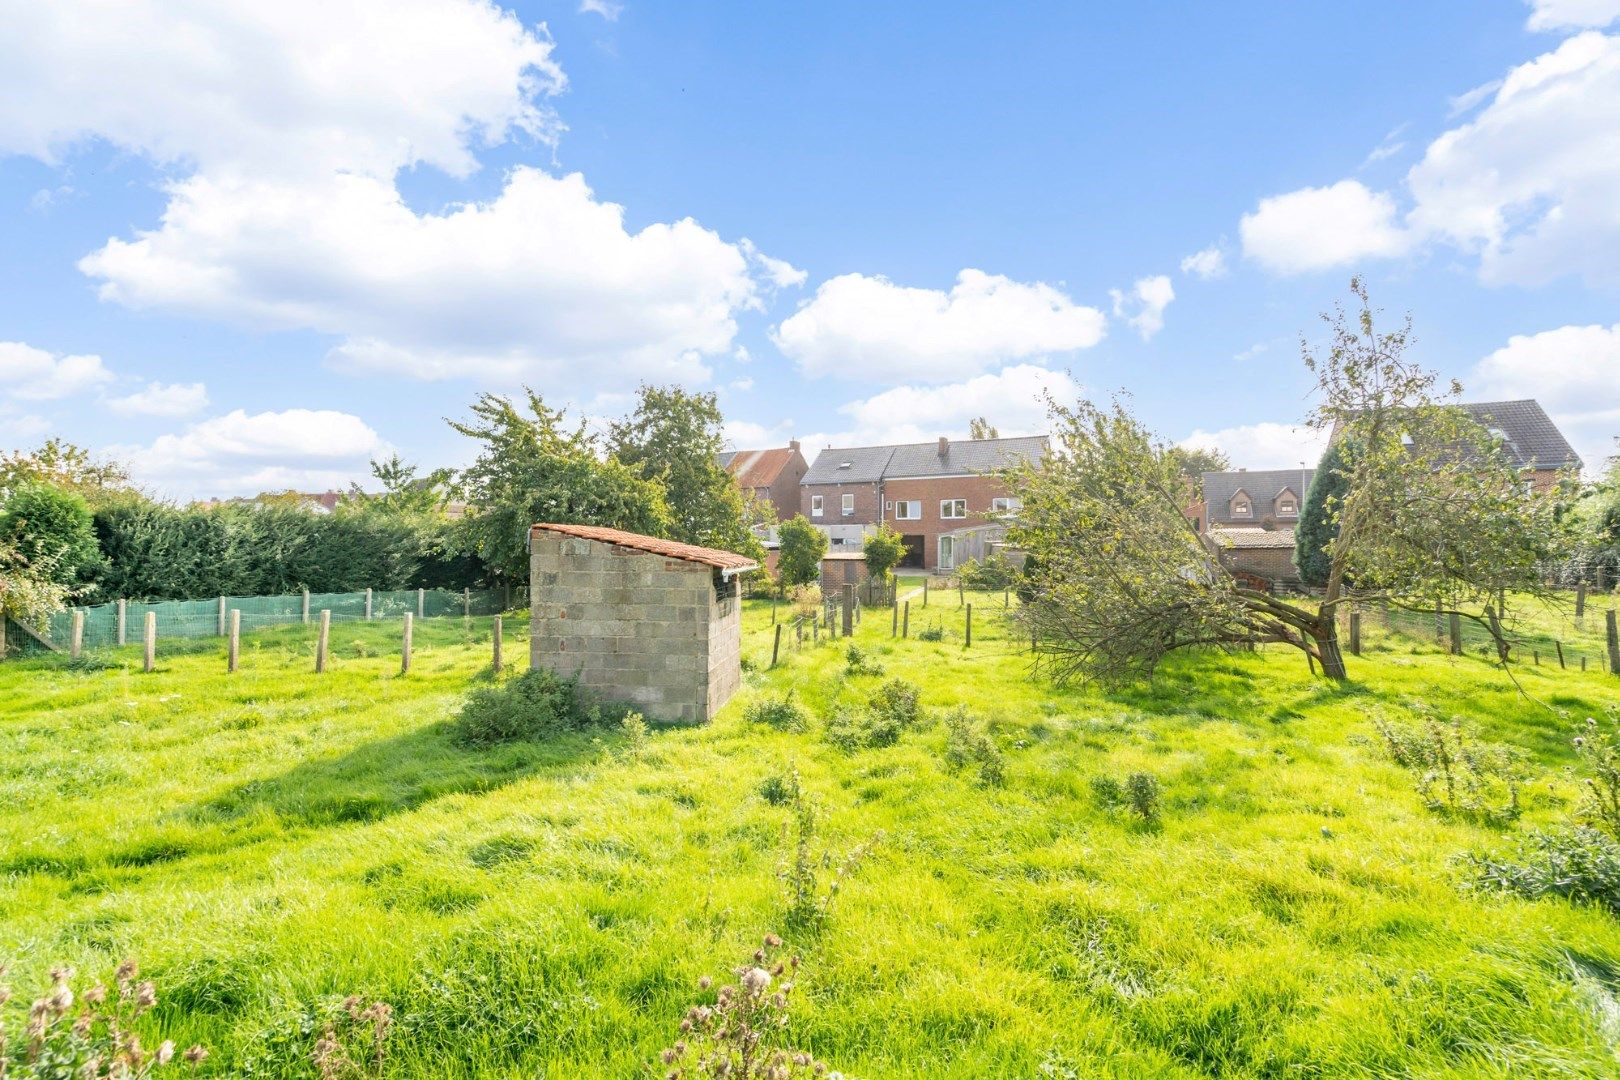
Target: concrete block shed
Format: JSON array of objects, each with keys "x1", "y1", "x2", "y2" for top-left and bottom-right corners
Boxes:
[{"x1": 529, "y1": 523, "x2": 759, "y2": 723}]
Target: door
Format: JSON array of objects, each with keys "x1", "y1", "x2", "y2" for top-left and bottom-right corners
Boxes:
[
  {"x1": 938, "y1": 535, "x2": 956, "y2": 571},
  {"x1": 899, "y1": 534, "x2": 925, "y2": 568}
]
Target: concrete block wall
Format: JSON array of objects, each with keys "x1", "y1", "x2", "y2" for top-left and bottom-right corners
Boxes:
[{"x1": 530, "y1": 532, "x2": 741, "y2": 723}]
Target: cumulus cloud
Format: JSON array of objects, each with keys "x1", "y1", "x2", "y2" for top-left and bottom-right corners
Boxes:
[
  {"x1": 579, "y1": 0, "x2": 624, "y2": 20},
  {"x1": 1109, "y1": 275, "x2": 1175, "y2": 340},
  {"x1": 116, "y1": 408, "x2": 391, "y2": 499},
  {"x1": 1241, "y1": 33, "x2": 1620, "y2": 286},
  {"x1": 1179, "y1": 246, "x2": 1227, "y2": 280},
  {"x1": 0, "y1": 341, "x2": 114, "y2": 400},
  {"x1": 3, "y1": 0, "x2": 782, "y2": 393},
  {"x1": 773, "y1": 270, "x2": 1106, "y2": 383},
  {"x1": 1526, "y1": 0, "x2": 1620, "y2": 30},
  {"x1": 1473, "y1": 322, "x2": 1620, "y2": 470},
  {"x1": 1240, "y1": 181, "x2": 1411, "y2": 275},
  {"x1": 106, "y1": 381, "x2": 210, "y2": 418},
  {"x1": 1179, "y1": 422, "x2": 1332, "y2": 471}
]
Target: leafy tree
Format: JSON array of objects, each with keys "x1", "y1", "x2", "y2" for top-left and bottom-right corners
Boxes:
[
  {"x1": 1009, "y1": 280, "x2": 1569, "y2": 683},
  {"x1": 1293, "y1": 437, "x2": 1351, "y2": 586},
  {"x1": 0, "y1": 439, "x2": 133, "y2": 504},
  {"x1": 862, "y1": 523, "x2": 905, "y2": 582},
  {"x1": 0, "y1": 536, "x2": 74, "y2": 631},
  {"x1": 607, "y1": 385, "x2": 764, "y2": 561},
  {"x1": 777, "y1": 515, "x2": 828, "y2": 588},
  {"x1": 0, "y1": 483, "x2": 102, "y2": 591},
  {"x1": 969, "y1": 417, "x2": 1000, "y2": 440},
  {"x1": 1165, "y1": 445, "x2": 1231, "y2": 486},
  {"x1": 449, "y1": 390, "x2": 670, "y2": 580},
  {"x1": 349, "y1": 454, "x2": 459, "y2": 518}
]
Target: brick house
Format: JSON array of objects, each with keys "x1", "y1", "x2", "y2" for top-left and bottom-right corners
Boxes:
[
  {"x1": 801, "y1": 435, "x2": 1045, "y2": 571},
  {"x1": 717, "y1": 441, "x2": 809, "y2": 522},
  {"x1": 1458, "y1": 400, "x2": 1583, "y2": 490},
  {"x1": 528, "y1": 523, "x2": 758, "y2": 724},
  {"x1": 1197, "y1": 468, "x2": 1314, "y2": 586}
]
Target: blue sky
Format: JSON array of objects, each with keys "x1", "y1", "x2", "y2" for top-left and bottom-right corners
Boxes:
[{"x1": 1, "y1": 0, "x2": 1616, "y2": 498}]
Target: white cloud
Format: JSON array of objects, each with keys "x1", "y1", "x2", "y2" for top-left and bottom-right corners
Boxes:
[
  {"x1": 1526, "y1": 0, "x2": 1620, "y2": 30},
  {"x1": 1179, "y1": 422, "x2": 1332, "y2": 471},
  {"x1": 773, "y1": 269, "x2": 1106, "y2": 382},
  {"x1": 1242, "y1": 33, "x2": 1620, "y2": 286},
  {"x1": 1109, "y1": 274, "x2": 1175, "y2": 341},
  {"x1": 116, "y1": 408, "x2": 390, "y2": 499},
  {"x1": 1179, "y1": 246, "x2": 1227, "y2": 280},
  {"x1": 0, "y1": 341, "x2": 115, "y2": 400},
  {"x1": 106, "y1": 381, "x2": 210, "y2": 418},
  {"x1": 1239, "y1": 180, "x2": 1411, "y2": 274},
  {"x1": 0, "y1": 406, "x2": 53, "y2": 446},
  {"x1": 723, "y1": 418, "x2": 793, "y2": 450},
  {"x1": 1449, "y1": 79, "x2": 1503, "y2": 116},
  {"x1": 740, "y1": 239, "x2": 808, "y2": 290},
  {"x1": 4, "y1": 0, "x2": 781, "y2": 394},
  {"x1": 1472, "y1": 322, "x2": 1620, "y2": 470},
  {"x1": 579, "y1": 0, "x2": 624, "y2": 20}
]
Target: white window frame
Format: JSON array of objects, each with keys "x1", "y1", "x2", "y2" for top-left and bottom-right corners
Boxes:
[
  {"x1": 841, "y1": 493, "x2": 855, "y2": 517},
  {"x1": 1231, "y1": 499, "x2": 1251, "y2": 518},
  {"x1": 894, "y1": 499, "x2": 921, "y2": 521},
  {"x1": 1276, "y1": 498, "x2": 1297, "y2": 517},
  {"x1": 990, "y1": 497, "x2": 1021, "y2": 513},
  {"x1": 810, "y1": 494, "x2": 823, "y2": 517},
  {"x1": 940, "y1": 498, "x2": 967, "y2": 520}
]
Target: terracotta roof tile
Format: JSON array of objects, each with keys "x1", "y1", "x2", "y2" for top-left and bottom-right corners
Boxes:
[
  {"x1": 530, "y1": 523, "x2": 759, "y2": 571},
  {"x1": 724, "y1": 447, "x2": 795, "y2": 489}
]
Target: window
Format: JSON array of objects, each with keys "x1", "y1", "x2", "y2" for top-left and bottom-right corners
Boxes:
[
  {"x1": 940, "y1": 499, "x2": 967, "y2": 519},
  {"x1": 991, "y1": 497, "x2": 1021, "y2": 513},
  {"x1": 841, "y1": 493, "x2": 855, "y2": 516},
  {"x1": 938, "y1": 534, "x2": 957, "y2": 570},
  {"x1": 1231, "y1": 497, "x2": 1251, "y2": 517},
  {"x1": 1276, "y1": 495, "x2": 1297, "y2": 517},
  {"x1": 894, "y1": 500, "x2": 921, "y2": 520},
  {"x1": 810, "y1": 495, "x2": 823, "y2": 517}
]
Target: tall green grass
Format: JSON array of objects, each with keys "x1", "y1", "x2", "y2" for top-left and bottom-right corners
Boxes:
[{"x1": 3, "y1": 603, "x2": 1620, "y2": 1076}]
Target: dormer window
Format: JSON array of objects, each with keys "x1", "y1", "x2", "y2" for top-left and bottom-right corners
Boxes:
[
  {"x1": 1229, "y1": 490, "x2": 1252, "y2": 518},
  {"x1": 1275, "y1": 488, "x2": 1298, "y2": 517}
]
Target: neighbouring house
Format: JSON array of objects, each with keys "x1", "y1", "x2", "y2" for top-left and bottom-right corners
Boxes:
[
  {"x1": 717, "y1": 441, "x2": 809, "y2": 522},
  {"x1": 528, "y1": 522, "x2": 758, "y2": 724},
  {"x1": 801, "y1": 435, "x2": 1045, "y2": 571},
  {"x1": 1458, "y1": 400, "x2": 1583, "y2": 489},
  {"x1": 1199, "y1": 468, "x2": 1315, "y2": 586}
]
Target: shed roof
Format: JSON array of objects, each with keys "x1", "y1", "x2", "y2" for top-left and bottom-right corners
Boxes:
[
  {"x1": 1209, "y1": 526, "x2": 1297, "y2": 549},
  {"x1": 722, "y1": 447, "x2": 797, "y2": 489},
  {"x1": 530, "y1": 523, "x2": 759, "y2": 571}
]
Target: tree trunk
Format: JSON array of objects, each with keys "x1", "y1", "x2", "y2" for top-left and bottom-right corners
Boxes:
[{"x1": 1316, "y1": 629, "x2": 1349, "y2": 680}]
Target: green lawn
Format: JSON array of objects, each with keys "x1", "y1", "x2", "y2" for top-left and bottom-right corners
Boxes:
[{"x1": 4, "y1": 599, "x2": 1620, "y2": 1076}]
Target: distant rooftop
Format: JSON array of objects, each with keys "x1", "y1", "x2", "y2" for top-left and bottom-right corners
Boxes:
[{"x1": 803, "y1": 435, "x2": 1046, "y2": 485}]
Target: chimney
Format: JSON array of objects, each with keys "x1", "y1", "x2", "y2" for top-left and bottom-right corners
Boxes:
[
  {"x1": 937, "y1": 436, "x2": 949, "y2": 458},
  {"x1": 788, "y1": 439, "x2": 800, "y2": 454}
]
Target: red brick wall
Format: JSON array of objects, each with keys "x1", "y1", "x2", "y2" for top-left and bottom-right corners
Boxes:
[
  {"x1": 802, "y1": 482, "x2": 883, "y2": 525},
  {"x1": 883, "y1": 474, "x2": 1014, "y2": 570},
  {"x1": 766, "y1": 452, "x2": 809, "y2": 522}
]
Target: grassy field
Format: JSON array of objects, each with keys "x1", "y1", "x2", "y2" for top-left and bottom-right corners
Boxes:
[{"x1": 4, "y1": 595, "x2": 1620, "y2": 1076}]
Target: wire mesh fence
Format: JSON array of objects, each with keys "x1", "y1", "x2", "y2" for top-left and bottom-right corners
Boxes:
[
  {"x1": 3, "y1": 585, "x2": 528, "y2": 659},
  {"x1": 1366, "y1": 599, "x2": 1619, "y2": 674}
]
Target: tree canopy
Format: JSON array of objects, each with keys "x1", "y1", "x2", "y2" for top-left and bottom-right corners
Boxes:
[
  {"x1": 1293, "y1": 437, "x2": 1350, "y2": 587},
  {"x1": 0, "y1": 483, "x2": 102, "y2": 592},
  {"x1": 862, "y1": 523, "x2": 905, "y2": 582},
  {"x1": 777, "y1": 515, "x2": 827, "y2": 588}
]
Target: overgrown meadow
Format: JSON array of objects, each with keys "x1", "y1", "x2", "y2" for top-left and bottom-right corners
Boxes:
[{"x1": 4, "y1": 595, "x2": 1620, "y2": 1077}]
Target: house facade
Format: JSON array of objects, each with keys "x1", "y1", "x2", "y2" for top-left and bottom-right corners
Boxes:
[
  {"x1": 801, "y1": 435, "x2": 1044, "y2": 571},
  {"x1": 717, "y1": 441, "x2": 809, "y2": 522},
  {"x1": 1198, "y1": 468, "x2": 1315, "y2": 586}
]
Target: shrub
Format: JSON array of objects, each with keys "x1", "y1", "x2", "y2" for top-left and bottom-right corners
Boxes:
[
  {"x1": 454, "y1": 668, "x2": 582, "y2": 746},
  {"x1": 1124, "y1": 772, "x2": 1162, "y2": 826},
  {"x1": 942, "y1": 707, "x2": 1005, "y2": 787},
  {"x1": 843, "y1": 643, "x2": 884, "y2": 677},
  {"x1": 660, "y1": 935, "x2": 837, "y2": 1078},
  {"x1": 1574, "y1": 711, "x2": 1620, "y2": 838},
  {"x1": 743, "y1": 691, "x2": 810, "y2": 733},
  {"x1": 0, "y1": 959, "x2": 207, "y2": 1077},
  {"x1": 757, "y1": 767, "x2": 801, "y2": 807},
  {"x1": 1372, "y1": 708, "x2": 1524, "y2": 824},
  {"x1": 1464, "y1": 827, "x2": 1620, "y2": 916},
  {"x1": 917, "y1": 624, "x2": 945, "y2": 643},
  {"x1": 958, "y1": 554, "x2": 1017, "y2": 590},
  {"x1": 823, "y1": 707, "x2": 902, "y2": 752},
  {"x1": 868, "y1": 678, "x2": 921, "y2": 730},
  {"x1": 619, "y1": 712, "x2": 650, "y2": 760},
  {"x1": 1090, "y1": 774, "x2": 1125, "y2": 808}
]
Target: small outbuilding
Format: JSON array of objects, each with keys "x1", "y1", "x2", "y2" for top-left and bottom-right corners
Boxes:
[{"x1": 529, "y1": 523, "x2": 758, "y2": 724}]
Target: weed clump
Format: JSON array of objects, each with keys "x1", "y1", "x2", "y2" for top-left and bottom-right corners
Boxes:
[
  {"x1": 0, "y1": 959, "x2": 207, "y2": 1078},
  {"x1": 1574, "y1": 711, "x2": 1620, "y2": 837},
  {"x1": 823, "y1": 708, "x2": 900, "y2": 752},
  {"x1": 314, "y1": 996, "x2": 394, "y2": 1080},
  {"x1": 778, "y1": 786, "x2": 879, "y2": 933},
  {"x1": 757, "y1": 766, "x2": 802, "y2": 807},
  {"x1": 843, "y1": 643, "x2": 884, "y2": 677},
  {"x1": 660, "y1": 935, "x2": 836, "y2": 1078},
  {"x1": 1090, "y1": 771, "x2": 1161, "y2": 825},
  {"x1": 744, "y1": 691, "x2": 810, "y2": 733},
  {"x1": 454, "y1": 668, "x2": 583, "y2": 746},
  {"x1": 917, "y1": 624, "x2": 945, "y2": 643},
  {"x1": 1372, "y1": 707, "x2": 1523, "y2": 824},
  {"x1": 868, "y1": 678, "x2": 921, "y2": 729},
  {"x1": 941, "y1": 708, "x2": 1005, "y2": 787},
  {"x1": 1464, "y1": 827, "x2": 1620, "y2": 915}
]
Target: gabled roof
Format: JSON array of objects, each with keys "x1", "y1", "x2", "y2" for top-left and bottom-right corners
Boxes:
[
  {"x1": 1202, "y1": 469, "x2": 1313, "y2": 524},
  {"x1": 803, "y1": 436, "x2": 1046, "y2": 485},
  {"x1": 1461, "y1": 400, "x2": 1582, "y2": 472},
  {"x1": 530, "y1": 523, "x2": 758, "y2": 571},
  {"x1": 722, "y1": 447, "x2": 798, "y2": 489}
]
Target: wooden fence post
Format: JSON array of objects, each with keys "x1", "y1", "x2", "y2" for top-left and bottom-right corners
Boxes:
[
  {"x1": 218, "y1": 595, "x2": 227, "y2": 636},
  {"x1": 228, "y1": 609, "x2": 240, "y2": 673},
  {"x1": 302, "y1": 589, "x2": 310, "y2": 625},
  {"x1": 891, "y1": 601, "x2": 898, "y2": 637},
  {"x1": 143, "y1": 612, "x2": 156, "y2": 673},
  {"x1": 117, "y1": 599, "x2": 127, "y2": 646},
  {"x1": 1607, "y1": 610, "x2": 1620, "y2": 676},
  {"x1": 364, "y1": 588, "x2": 373, "y2": 621},
  {"x1": 1448, "y1": 613, "x2": 1462, "y2": 656},
  {"x1": 958, "y1": 581, "x2": 965, "y2": 607},
  {"x1": 1556, "y1": 640, "x2": 1567, "y2": 669},
  {"x1": 965, "y1": 603, "x2": 972, "y2": 648},
  {"x1": 1576, "y1": 583, "x2": 1588, "y2": 621},
  {"x1": 772, "y1": 596, "x2": 778, "y2": 624},
  {"x1": 1349, "y1": 611, "x2": 1361, "y2": 656},
  {"x1": 492, "y1": 615, "x2": 503, "y2": 673},
  {"x1": 401, "y1": 612, "x2": 413, "y2": 674},
  {"x1": 923, "y1": 579, "x2": 929, "y2": 607},
  {"x1": 463, "y1": 587, "x2": 471, "y2": 619},
  {"x1": 771, "y1": 623, "x2": 782, "y2": 668},
  {"x1": 316, "y1": 609, "x2": 330, "y2": 674},
  {"x1": 1004, "y1": 587, "x2": 1010, "y2": 609},
  {"x1": 71, "y1": 609, "x2": 84, "y2": 659},
  {"x1": 841, "y1": 583, "x2": 855, "y2": 637},
  {"x1": 417, "y1": 588, "x2": 425, "y2": 618},
  {"x1": 902, "y1": 600, "x2": 910, "y2": 639}
]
